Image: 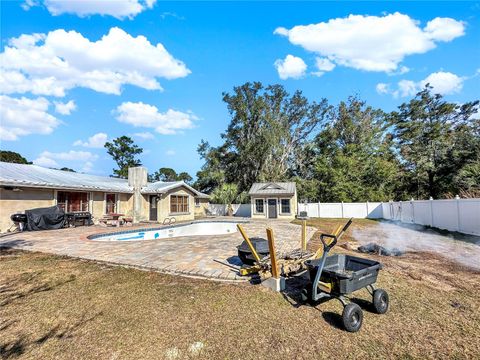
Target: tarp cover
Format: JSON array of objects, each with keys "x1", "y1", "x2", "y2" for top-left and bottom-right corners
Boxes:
[{"x1": 25, "y1": 205, "x2": 66, "y2": 231}]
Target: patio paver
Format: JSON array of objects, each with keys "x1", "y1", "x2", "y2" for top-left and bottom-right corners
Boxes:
[{"x1": 0, "y1": 218, "x2": 316, "y2": 282}]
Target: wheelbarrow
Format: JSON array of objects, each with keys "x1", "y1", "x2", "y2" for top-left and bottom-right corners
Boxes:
[{"x1": 301, "y1": 230, "x2": 389, "y2": 332}]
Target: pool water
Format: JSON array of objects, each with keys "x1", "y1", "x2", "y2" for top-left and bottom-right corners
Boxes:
[{"x1": 90, "y1": 221, "x2": 242, "y2": 241}]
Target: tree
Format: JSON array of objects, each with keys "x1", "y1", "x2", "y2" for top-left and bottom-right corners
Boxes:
[
  {"x1": 149, "y1": 168, "x2": 193, "y2": 184},
  {"x1": 390, "y1": 85, "x2": 479, "y2": 198},
  {"x1": 177, "y1": 172, "x2": 193, "y2": 184},
  {"x1": 0, "y1": 150, "x2": 31, "y2": 164},
  {"x1": 197, "y1": 82, "x2": 330, "y2": 192},
  {"x1": 194, "y1": 140, "x2": 226, "y2": 193},
  {"x1": 150, "y1": 167, "x2": 177, "y2": 182},
  {"x1": 104, "y1": 136, "x2": 143, "y2": 178},
  {"x1": 210, "y1": 183, "x2": 240, "y2": 216},
  {"x1": 311, "y1": 97, "x2": 400, "y2": 202}
]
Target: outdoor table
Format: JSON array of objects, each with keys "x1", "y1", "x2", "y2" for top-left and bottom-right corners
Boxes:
[{"x1": 104, "y1": 213, "x2": 125, "y2": 227}]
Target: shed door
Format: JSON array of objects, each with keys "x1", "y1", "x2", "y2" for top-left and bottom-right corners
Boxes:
[
  {"x1": 268, "y1": 199, "x2": 277, "y2": 219},
  {"x1": 149, "y1": 196, "x2": 158, "y2": 221}
]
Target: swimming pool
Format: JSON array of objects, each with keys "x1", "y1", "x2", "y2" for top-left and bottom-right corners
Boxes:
[{"x1": 89, "y1": 221, "x2": 244, "y2": 241}]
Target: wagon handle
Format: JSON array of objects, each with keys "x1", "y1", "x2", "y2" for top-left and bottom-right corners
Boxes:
[{"x1": 320, "y1": 234, "x2": 337, "y2": 252}]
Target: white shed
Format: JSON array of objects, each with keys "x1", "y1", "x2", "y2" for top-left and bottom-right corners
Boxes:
[{"x1": 248, "y1": 182, "x2": 297, "y2": 219}]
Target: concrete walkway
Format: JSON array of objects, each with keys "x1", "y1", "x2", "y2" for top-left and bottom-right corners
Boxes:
[{"x1": 0, "y1": 219, "x2": 316, "y2": 281}]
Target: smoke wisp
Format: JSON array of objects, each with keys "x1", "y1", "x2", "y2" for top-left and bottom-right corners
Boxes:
[{"x1": 352, "y1": 221, "x2": 480, "y2": 269}]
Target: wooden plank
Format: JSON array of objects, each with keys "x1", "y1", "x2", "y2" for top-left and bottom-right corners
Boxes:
[
  {"x1": 237, "y1": 224, "x2": 261, "y2": 263},
  {"x1": 301, "y1": 220, "x2": 307, "y2": 251},
  {"x1": 266, "y1": 228, "x2": 279, "y2": 279}
]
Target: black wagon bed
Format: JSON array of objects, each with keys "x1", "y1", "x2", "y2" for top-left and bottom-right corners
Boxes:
[{"x1": 306, "y1": 254, "x2": 382, "y2": 294}]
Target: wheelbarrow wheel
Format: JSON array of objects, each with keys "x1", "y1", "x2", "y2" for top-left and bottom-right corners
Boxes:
[
  {"x1": 373, "y1": 289, "x2": 389, "y2": 314},
  {"x1": 342, "y1": 303, "x2": 363, "y2": 332}
]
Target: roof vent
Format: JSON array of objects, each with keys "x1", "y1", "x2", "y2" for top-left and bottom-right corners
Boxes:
[{"x1": 260, "y1": 183, "x2": 284, "y2": 190}]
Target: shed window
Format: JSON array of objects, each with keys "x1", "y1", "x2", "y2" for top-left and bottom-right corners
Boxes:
[
  {"x1": 57, "y1": 191, "x2": 89, "y2": 212},
  {"x1": 281, "y1": 199, "x2": 291, "y2": 214},
  {"x1": 171, "y1": 195, "x2": 189, "y2": 213},
  {"x1": 255, "y1": 199, "x2": 264, "y2": 213},
  {"x1": 106, "y1": 193, "x2": 117, "y2": 214},
  {"x1": 195, "y1": 198, "x2": 200, "y2": 207}
]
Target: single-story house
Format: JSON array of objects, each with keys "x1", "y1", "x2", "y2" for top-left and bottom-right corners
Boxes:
[
  {"x1": 0, "y1": 162, "x2": 209, "y2": 232},
  {"x1": 248, "y1": 182, "x2": 297, "y2": 219}
]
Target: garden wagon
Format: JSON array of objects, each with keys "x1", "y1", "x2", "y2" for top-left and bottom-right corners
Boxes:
[
  {"x1": 236, "y1": 218, "x2": 390, "y2": 332},
  {"x1": 302, "y1": 227, "x2": 389, "y2": 332}
]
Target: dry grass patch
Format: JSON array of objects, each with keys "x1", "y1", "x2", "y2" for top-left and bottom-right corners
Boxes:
[{"x1": 1, "y1": 219, "x2": 479, "y2": 359}]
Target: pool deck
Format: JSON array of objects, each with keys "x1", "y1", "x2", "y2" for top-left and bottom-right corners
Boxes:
[{"x1": 0, "y1": 218, "x2": 316, "y2": 281}]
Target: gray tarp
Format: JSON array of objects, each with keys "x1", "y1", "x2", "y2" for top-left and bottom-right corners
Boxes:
[{"x1": 25, "y1": 205, "x2": 66, "y2": 231}]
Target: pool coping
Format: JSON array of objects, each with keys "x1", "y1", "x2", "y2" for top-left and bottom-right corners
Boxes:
[{"x1": 86, "y1": 219, "x2": 250, "y2": 241}]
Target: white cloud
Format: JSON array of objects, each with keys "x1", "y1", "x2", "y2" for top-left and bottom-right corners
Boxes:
[
  {"x1": 115, "y1": 102, "x2": 197, "y2": 135},
  {"x1": 275, "y1": 13, "x2": 465, "y2": 73},
  {"x1": 0, "y1": 95, "x2": 60, "y2": 141},
  {"x1": 375, "y1": 83, "x2": 390, "y2": 95},
  {"x1": 315, "y1": 57, "x2": 336, "y2": 72},
  {"x1": 274, "y1": 55, "x2": 307, "y2": 80},
  {"x1": 0, "y1": 27, "x2": 190, "y2": 97},
  {"x1": 378, "y1": 71, "x2": 465, "y2": 97},
  {"x1": 33, "y1": 150, "x2": 98, "y2": 171},
  {"x1": 421, "y1": 71, "x2": 464, "y2": 95},
  {"x1": 166, "y1": 150, "x2": 176, "y2": 156},
  {"x1": 82, "y1": 161, "x2": 94, "y2": 172},
  {"x1": 423, "y1": 17, "x2": 465, "y2": 41},
  {"x1": 73, "y1": 133, "x2": 108, "y2": 148},
  {"x1": 22, "y1": 0, "x2": 157, "y2": 19},
  {"x1": 54, "y1": 100, "x2": 76, "y2": 115},
  {"x1": 397, "y1": 80, "x2": 420, "y2": 97},
  {"x1": 133, "y1": 132, "x2": 155, "y2": 140},
  {"x1": 21, "y1": 0, "x2": 39, "y2": 11},
  {"x1": 33, "y1": 155, "x2": 59, "y2": 168}
]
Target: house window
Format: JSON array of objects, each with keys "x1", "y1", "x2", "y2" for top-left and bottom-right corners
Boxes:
[
  {"x1": 281, "y1": 199, "x2": 290, "y2": 214},
  {"x1": 195, "y1": 198, "x2": 200, "y2": 207},
  {"x1": 105, "y1": 193, "x2": 117, "y2": 214},
  {"x1": 255, "y1": 199, "x2": 264, "y2": 213},
  {"x1": 57, "y1": 191, "x2": 89, "y2": 212},
  {"x1": 170, "y1": 195, "x2": 189, "y2": 213}
]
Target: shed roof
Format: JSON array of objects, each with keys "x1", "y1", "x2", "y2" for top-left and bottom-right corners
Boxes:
[
  {"x1": 0, "y1": 162, "x2": 209, "y2": 198},
  {"x1": 248, "y1": 182, "x2": 296, "y2": 196}
]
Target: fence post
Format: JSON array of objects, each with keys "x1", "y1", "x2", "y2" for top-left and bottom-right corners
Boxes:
[
  {"x1": 318, "y1": 201, "x2": 321, "y2": 218},
  {"x1": 429, "y1": 197, "x2": 434, "y2": 227},
  {"x1": 455, "y1": 195, "x2": 461, "y2": 232},
  {"x1": 411, "y1": 198, "x2": 415, "y2": 224},
  {"x1": 366, "y1": 201, "x2": 369, "y2": 218},
  {"x1": 341, "y1": 201, "x2": 344, "y2": 218}
]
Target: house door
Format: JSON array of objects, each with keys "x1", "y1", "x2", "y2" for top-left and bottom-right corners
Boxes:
[
  {"x1": 268, "y1": 199, "x2": 277, "y2": 219},
  {"x1": 149, "y1": 196, "x2": 158, "y2": 221}
]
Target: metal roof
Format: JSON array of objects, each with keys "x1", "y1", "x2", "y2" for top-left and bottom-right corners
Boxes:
[
  {"x1": 0, "y1": 162, "x2": 133, "y2": 193},
  {"x1": 248, "y1": 182, "x2": 296, "y2": 196},
  {"x1": 0, "y1": 162, "x2": 209, "y2": 198},
  {"x1": 141, "y1": 181, "x2": 209, "y2": 198}
]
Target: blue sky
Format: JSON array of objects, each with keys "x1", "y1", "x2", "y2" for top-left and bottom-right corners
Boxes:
[{"x1": 1, "y1": 1, "x2": 479, "y2": 178}]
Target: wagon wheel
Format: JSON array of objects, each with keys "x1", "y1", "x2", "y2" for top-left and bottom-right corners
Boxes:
[
  {"x1": 342, "y1": 303, "x2": 363, "y2": 332},
  {"x1": 372, "y1": 289, "x2": 389, "y2": 314}
]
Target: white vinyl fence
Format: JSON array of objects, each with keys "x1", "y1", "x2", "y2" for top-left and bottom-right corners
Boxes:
[
  {"x1": 382, "y1": 199, "x2": 480, "y2": 236},
  {"x1": 208, "y1": 198, "x2": 480, "y2": 236},
  {"x1": 297, "y1": 202, "x2": 383, "y2": 219},
  {"x1": 207, "y1": 204, "x2": 251, "y2": 217}
]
